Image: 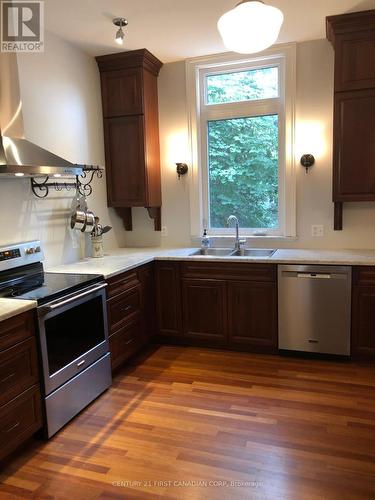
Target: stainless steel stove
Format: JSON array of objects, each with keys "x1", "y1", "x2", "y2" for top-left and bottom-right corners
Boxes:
[{"x1": 0, "y1": 241, "x2": 112, "y2": 437}]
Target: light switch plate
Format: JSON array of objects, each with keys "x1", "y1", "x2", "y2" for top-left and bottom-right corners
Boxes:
[
  {"x1": 161, "y1": 226, "x2": 168, "y2": 237},
  {"x1": 311, "y1": 225, "x2": 324, "y2": 237}
]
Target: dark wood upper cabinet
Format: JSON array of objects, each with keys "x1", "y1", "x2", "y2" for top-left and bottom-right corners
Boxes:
[
  {"x1": 333, "y1": 89, "x2": 375, "y2": 201},
  {"x1": 104, "y1": 116, "x2": 146, "y2": 207},
  {"x1": 101, "y1": 68, "x2": 143, "y2": 117},
  {"x1": 96, "y1": 49, "x2": 163, "y2": 231},
  {"x1": 327, "y1": 10, "x2": 375, "y2": 229},
  {"x1": 327, "y1": 10, "x2": 375, "y2": 92}
]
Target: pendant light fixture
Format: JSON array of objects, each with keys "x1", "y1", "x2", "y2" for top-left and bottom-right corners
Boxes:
[
  {"x1": 113, "y1": 17, "x2": 128, "y2": 45},
  {"x1": 218, "y1": 0, "x2": 284, "y2": 54}
]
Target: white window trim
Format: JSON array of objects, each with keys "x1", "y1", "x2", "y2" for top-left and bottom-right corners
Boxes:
[{"x1": 186, "y1": 43, "x2": 297, "y2": 238}]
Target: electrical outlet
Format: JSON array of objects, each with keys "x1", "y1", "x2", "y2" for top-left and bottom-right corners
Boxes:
[
  {"x1": 161, "y1": 226, "x2": 168, "y2": 237},
  {"x1": 311, "y1": 225, "x2": 324, "y2": 237}
]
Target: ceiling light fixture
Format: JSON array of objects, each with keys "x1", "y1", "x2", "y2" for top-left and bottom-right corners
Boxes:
[
  {"x1": 218, "y1": 0, "x2": 284, "y2": 54},
  {"x1": 113, "y1": 17, "x2": 128, "y2": 45}
]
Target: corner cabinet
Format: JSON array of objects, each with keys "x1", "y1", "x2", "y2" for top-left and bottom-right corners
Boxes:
[
  {"x1": 326, "y1": 10, "x2": 375, "y2": 230},
  {"x1": 96, "y1": 49, "x2": 163, "y2": 231}
]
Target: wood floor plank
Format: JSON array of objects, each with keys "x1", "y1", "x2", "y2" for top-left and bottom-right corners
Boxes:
[{"x1": 1, "y1": 346, "x2": 375, "y2": 499}]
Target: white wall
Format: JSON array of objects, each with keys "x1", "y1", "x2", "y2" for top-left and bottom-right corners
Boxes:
[
  {"x1": 0, "y1": 32, "x2": 125, "y2": 266},
  {"x1": 125, "y1": 39, "x2": 375, "y2": 250}
]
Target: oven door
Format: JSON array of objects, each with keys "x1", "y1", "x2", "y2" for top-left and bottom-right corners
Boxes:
[{"x1": 37, "y1": 282, "x2": 109, "y2": 395}]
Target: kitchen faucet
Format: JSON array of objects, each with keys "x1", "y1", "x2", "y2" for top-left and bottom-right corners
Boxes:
[{"x1": 227, "y1": 215, "x2": 246, "y2": 252}]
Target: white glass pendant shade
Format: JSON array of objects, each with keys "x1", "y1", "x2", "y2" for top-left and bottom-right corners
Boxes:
[{"x1": 218, "y1": 0, "x2": 284, "y2": 54}]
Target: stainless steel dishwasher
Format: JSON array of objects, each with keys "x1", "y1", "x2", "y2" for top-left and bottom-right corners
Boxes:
[{"x1": 278, "y1": 265, "x2": 352, "y2": 355}]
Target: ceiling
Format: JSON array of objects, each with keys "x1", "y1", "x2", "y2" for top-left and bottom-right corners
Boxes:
[{"x1": 45, "y1": 0, "x2": 375, "y2": 63}]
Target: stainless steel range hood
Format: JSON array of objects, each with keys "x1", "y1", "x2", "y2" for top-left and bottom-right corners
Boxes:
[{"x1": 0, "y1": 52, "x2": 82, "y2": 177}]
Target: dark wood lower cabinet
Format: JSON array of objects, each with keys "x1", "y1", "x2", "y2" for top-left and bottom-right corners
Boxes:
[
  {"x1": 351, "y1": 266, "x2": 375, "y2": 360},
  {"x1": 228, "y1": 281, "x2": 277, "y2": 352},
  {"x1": 156, "y1": 261, "x2": 278, "y2": 353},
  {"x1": 182, "y1": 278, "x2": 227, "y2": 343},
  {"x1": 109, "y1": 319, "x2": 143, "y2": 371},
  {"x1": 106, "y1": 264, "x2": 157, "y2": 372},
  {"x1": 138, "y1": 264, "x2": 156, "y2": 343},
  {"x1": 0, "y1": 385, "x2": 42, "y2": 461},
  {"x1": 352, "y1": 285, "x2": 375, "y2": 360},
  {"x1": 155, "y1": 262, "x2": 182, "y2": 338},
  {"x1": 0, "y1": 311, "x2": 42, "y2": 462}
]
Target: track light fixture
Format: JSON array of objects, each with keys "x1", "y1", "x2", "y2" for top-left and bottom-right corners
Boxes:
[{"x1": 113, "y1": 18, "x2": 128, "y2": 45}]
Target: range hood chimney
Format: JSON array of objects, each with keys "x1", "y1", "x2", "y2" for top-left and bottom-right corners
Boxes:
[{"x1": 0, "y1": 52, "x2": 82, "y2": 177}]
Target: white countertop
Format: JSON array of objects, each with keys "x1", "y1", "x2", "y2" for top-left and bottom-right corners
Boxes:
[
  {"x1": 2, "y1": 246, "x2": 375, "y2": 322},
  {"x1": 46, "y1": 247, "x2": 375, "y2": 279},
  {"x1": 0, "y1": 298, "x2": 37, "y2": 322}
]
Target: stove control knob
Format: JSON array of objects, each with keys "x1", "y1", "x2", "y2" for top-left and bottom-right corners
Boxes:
[
  {"x1": 25, "y1": 248, "x2": 35, "y2": 255},
  {"x1": 34, "y1": 246, "x2": 41, "y2": 253}
]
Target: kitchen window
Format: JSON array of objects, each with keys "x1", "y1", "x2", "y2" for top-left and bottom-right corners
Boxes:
[{"x1": 186, "y1": 45, "x2": 296, "y2": 237}]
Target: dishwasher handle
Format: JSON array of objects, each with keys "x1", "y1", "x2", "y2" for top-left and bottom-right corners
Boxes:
[{"x1": 297, "y1": 273, "x2": 332, "y2": 279}]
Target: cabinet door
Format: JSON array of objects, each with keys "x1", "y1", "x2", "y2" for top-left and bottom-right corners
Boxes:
[
  {"x1": 352, "y1": 286, "x2": 375, "y2": 360},
  {"x1": 228, "y1": 281, "x2": 277, "y2": 352},
  {"x1": 101, "y1": 68, "x2": 143, "y2": 117},
  {"x1": 104, "y1": 116, "x2": 146, "y2": 206},
  {"x1": 334, "y1": 32, "x2": 375, "y2": 92},
  {"x1": 333, "y1": 89, "x2": 375, "y2": 201},
  {"x1": 182, "y1": 279, "x2": 227, "y2": 342},
  {"x1": 138, "y1": 264, "x2": 156, "y2": 343},
  {"x1": 155, "y1": 262, "x2": 182, "y2": 337}
]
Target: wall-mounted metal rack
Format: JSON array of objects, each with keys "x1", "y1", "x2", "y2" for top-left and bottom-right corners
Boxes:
[{"x1": 31, "y1": 166, "x2": 103, "y2": 199}]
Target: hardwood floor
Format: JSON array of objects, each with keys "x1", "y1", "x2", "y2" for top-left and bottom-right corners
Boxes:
[{"x1": 1, "y1": 346, "x2": 375, "y2": 499}]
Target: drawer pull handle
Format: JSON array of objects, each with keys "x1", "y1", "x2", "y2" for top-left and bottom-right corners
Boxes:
[
  {"x1": 0, "y1": 373, "x2": 16, "y2": 384},
  {"x1": 123, "y1": 305, "x2": 132, "y2": 312},
  {"x1": 77, "y1": 360, "x2": 86, "y2": 368},
  {"x1": 125, "y1": 339, "x2": 134, "y2": 346},
  {"x1": 3, "y1": 421, "x2": 20, "y2": 433}
]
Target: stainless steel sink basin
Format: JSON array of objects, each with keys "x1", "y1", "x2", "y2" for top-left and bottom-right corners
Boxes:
[
  {"x1": 232, "y1": 248, "x2": 277, "y2": 257},
  {"x1": 189, "y1": 248, "x2": 235, "y2": 256}
]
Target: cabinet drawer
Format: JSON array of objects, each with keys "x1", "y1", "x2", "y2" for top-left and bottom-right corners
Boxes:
[
  {"x1": 0, "y1": 311, "x2": 35, "y2": 352},
  {"x1": 181, "y1": 262, "x2": 276, "y2": 282},
  {"x1": 107, "y1": 271, "x2": 140, "y2": 298},
  {"x1": 0, "y1": 337, "x2": 39, "y2": 407},
  {"x1": 0, "y1": 385, "x2": 42, "y2": 461},
  {"x1": 109, "y1": 320, "x2": 142, "y2": 371},
  {"x1": 353, "y1": 267, "x2": 375, "y2": 286},
  {"x1": 107, "y1": 286, "x2": 141, "y2": 334}
]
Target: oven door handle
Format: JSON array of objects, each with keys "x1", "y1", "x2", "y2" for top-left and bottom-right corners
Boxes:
[{"x1": 38, "y1": 283, "x2": 107, "y2": 314}]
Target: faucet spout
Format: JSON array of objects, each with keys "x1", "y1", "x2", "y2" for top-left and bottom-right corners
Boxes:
[{"x1": 227, "y1": 215, "x2": 241, "y2": 251}]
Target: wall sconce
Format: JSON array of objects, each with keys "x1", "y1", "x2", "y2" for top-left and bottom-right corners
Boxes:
[
  {"x1": 176, "y1": 163, "x2": 188, "y2": 179},
  {"x1": 300, "y1": 154, "x2": 315, "y2": 173}
]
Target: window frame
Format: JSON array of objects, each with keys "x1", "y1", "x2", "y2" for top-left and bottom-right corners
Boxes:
[{"x1": 186, "y1": 44, "x2": 297, "y2": 238}]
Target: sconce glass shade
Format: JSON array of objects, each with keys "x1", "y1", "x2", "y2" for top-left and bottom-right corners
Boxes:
[{"x1": 218, "y1": 0, "x2": 284, "y2": 54}]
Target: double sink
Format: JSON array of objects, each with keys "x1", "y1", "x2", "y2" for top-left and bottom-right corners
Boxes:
[{"x1": 190, "y1": 248, "x2": 277, "y2": 258}]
